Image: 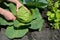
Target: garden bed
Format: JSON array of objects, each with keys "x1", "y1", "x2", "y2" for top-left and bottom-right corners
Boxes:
[
  {"x1": 0, "y1": 0, "x2": 60, "y2": 40},
  {"x1": 0, "y1": 23, "x2": 60, "y2": 40},
  {"x1": 0, "y1": 8, "x2": 60, "y2": 40}
]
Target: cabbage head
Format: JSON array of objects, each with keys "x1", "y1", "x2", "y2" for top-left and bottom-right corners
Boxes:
[{"x1": 17, "y1": 6, "x2": 32, "y2": 23}]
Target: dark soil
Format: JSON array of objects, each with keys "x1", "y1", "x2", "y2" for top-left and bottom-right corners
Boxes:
[{"x1": 0, "y1": 8, "x2": 60, "y2": 40}]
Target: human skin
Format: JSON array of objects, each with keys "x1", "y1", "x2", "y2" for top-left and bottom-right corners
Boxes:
[{"x1": 0, "y1": 0, "x2": 22, "y2": 20}]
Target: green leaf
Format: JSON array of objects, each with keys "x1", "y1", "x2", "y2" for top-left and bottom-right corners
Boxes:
[
  {"x1": 30, "y1": 9, "x2": 37, "y2": 19},
  {"x1": 53, "y1": 23, "x2": 59, "y2": 29},
  {"x1": 52, "y1": 7, "x2": 57, "y2": 12},
  {"x1": 54, "y1": 1, "x2": 59, "y2": 8},
  {"x1": 47, "y1": 11, "x2": 52, "y2": 16},
  {"x1": 13, "y1": 20, "x2": 30, "y2": 28},
  {"x1": 29, "y1": 8, "x2": 44, "y2": 30},
  {"x1": 22, "y1": 0, "x2": 47, "y2": 8},
  {"x1": 5, "y1": 26, "x2": 28, "y2": 39},
  {"x1": 47, "y1": 11, "x2": 55, "y2": 21},
  {"x1": 0, "y1": 17, "x2": 13, "y2": 25},
  {"x1": 8, "y1": 3, "x2": 16, "y2": 15},
  {"x1": 55, "y1": 10, "x2": 60, "y2": 19},
  {"x1": 47, "y1": 0, "x2": 53, "y2": 6},
  {"x1": 30, "y1": 18, "x2": 44, "y2": 30},
  {"x1": 14, "y1": 20, "x2": 24, "y2": 27}
]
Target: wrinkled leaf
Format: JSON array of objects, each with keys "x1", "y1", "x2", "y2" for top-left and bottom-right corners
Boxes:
[
  {"x1": 0, "y1": 17, "x2": 13, "y2": 25},
  {"x1": 29, "y1": 8, "x2": 44, "y2": 30},
  {"x1": 30, "y1": 18, "x2": 44, "y2": 30},
  {"x1": 5, "y1": 26, "x2": 28, "y2": 39},
  {"x1": 53, "y1": 23, "x2": 59, "y2": 29},
  {"x1": 13, "y1": 20, "x2": 30, "y2": 28},
  {"x1": 21, "y1": 0, "x2": 47, "y2": 8},
  {"x1": 8, "y1": 3, "x2": 16, "y2": 15}
]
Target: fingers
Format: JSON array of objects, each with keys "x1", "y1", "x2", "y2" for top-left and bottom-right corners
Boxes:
[
  {"x1": 16, "y1": 2, "x2": 22, "y2": 11},
  {"x1": 4, "y1": 12, "x2": 16, "y2": 20},
  {"x1": 8, "y1": 0, "x2": 22, "y2": 11},
  {"x1": 0, "y1": 8, "x2": 16, "y2": 20},
  {"x1": 3, "y1": 10, "x2": 16, "y2": 20}
]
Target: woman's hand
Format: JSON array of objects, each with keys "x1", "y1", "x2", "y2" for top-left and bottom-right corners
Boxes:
[
  {"x1": 0, "y1": 7, "x2": 16, "y2": 20},
  {"x1": 0, "y1": 0, "x2": 22, "y2": 21},
  {"x1": 8, "y1": 0, "x2": 22, "y2": 11},
  {"x1": 16, "y1": 1, "x2": 22, "y2": 11},
  {"x1": 0, "y1": 0, "x2": 22, "y2": 20}
]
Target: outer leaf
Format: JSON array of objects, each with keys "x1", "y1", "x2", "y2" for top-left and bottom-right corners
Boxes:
[
  {"x1": 22, "y1": 0, "x2": 47, "y2": 8},
  {"x1": 13, "y1": 20, "x2": 30, "y2": 28},
  {"x1": 5, "y1": 26, "x2": 28, "y2": 39},
  {"x1": 14, "y1": 20, "x2": 24, "y2": 27},
  {"x1": 30, "y1": 9, "x2": 37, "y2": 19},
  {"x1": 0, "y1": 17, "x2": 13, "y2": 25},
  {"x1": 30, "y1": 18, "x2": 44, "y2": 30},
  {"x1": 8, "y1": 3, "x2": 16, "y2": 15},
  {"x1": 29, "y1": 8, "x2": 44, "y2": 30}
]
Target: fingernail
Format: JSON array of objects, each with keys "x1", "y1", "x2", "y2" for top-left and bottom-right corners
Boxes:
[
  {"x1": 13, "y1": 17, "x2": 16, "y2": 20},
  {"x1": 16, "y1": 10, "x2": 18, "y2": 12}
]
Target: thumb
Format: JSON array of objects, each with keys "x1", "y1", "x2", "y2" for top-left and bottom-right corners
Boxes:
[{"x1": 16, "y1": 3, "x2": 22, "y2": 11}]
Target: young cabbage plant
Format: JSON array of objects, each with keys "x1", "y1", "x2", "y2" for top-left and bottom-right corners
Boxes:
[{"x1": 17, "y1": 6, "x2": 32, "y2": 23}]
